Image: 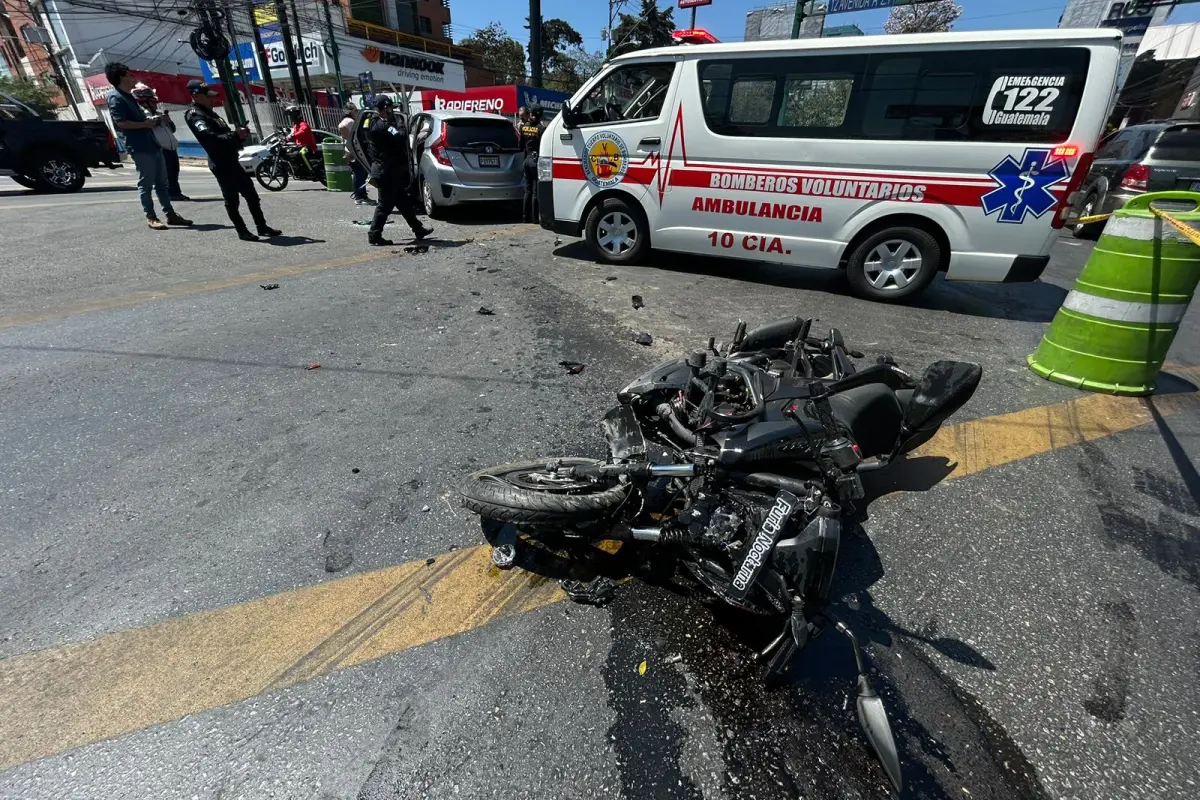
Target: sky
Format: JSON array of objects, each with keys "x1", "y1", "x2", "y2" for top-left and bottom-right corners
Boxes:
[{"x1": 445, "y1": 0, "x2": 1200, "y2": 51}]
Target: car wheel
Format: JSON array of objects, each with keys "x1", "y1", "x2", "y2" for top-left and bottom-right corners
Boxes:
[
  {"x1": 422, "y1": 178, "x2": 443, "y2": 219},
  {"x1": 585, "y1": 197, "x2": 648, "y2": 264},
  {"x1": 33, "y1": 153, "x2": 85, "y2": 193},
  {"x1": 1073, "y1": 193, "x2": 1105, "y2": 240},
  {"x1": 845, "y1": 226, "x2": 940, "y2": 302}
]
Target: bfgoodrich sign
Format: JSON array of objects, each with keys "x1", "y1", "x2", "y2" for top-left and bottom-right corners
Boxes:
[{"x1": 340, "y1": 41, "x2": 465, "y2": 92}]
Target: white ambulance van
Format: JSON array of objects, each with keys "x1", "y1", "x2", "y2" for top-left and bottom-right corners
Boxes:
[{"x1": 536, "y1": 28, "x2": 1120, "y2": 301}]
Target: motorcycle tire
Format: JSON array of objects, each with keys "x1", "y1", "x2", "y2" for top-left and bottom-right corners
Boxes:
[
  {"x1": 459, "y1": 458, "x2": 631, "y2": 524},
  {"x1": 255, "y1": 159, "x2": 288, "y2": 191}
]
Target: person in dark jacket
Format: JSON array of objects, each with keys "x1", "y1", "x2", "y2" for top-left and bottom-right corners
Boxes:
[
  {"x1": 132, "y1": 82, "x2": 187, "y2": 201},
  {"x1": 366, "y1": 95, "x2": 432, "y2": 246},
  {"x1": 518, "y1": 103, "x2": 547, "y2": 223},
  {"x1": 183, "y1": 80, "x2": 280, "y2": 242}
]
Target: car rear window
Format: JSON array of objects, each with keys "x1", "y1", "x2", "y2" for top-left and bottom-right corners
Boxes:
[
  {"x1": 444, "y1": 120, "x2": 519, "y2": 150},
  {"x1": 1151, "y1": 127, "x2": 1200, "y2": 162}
]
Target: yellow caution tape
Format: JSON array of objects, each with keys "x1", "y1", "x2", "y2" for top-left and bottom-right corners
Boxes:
[
  {"x1": 1073, "y1": 212, "x2": 1112, "y2": 224},
  {"x1": 1151, "y1": 207, "x2": 1200, "y2": 247}
]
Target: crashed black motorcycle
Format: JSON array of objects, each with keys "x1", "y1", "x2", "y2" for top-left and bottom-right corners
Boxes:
[
  {"x1": 459, "y1": 317, "x2": 982, "y2": 792},
  {"x1": 254, "y1": 136, "x2": 325, "y2": 191}
]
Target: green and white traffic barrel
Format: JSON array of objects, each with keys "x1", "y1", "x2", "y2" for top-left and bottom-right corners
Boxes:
[
  {"x1": 1029, "y1": 191, "x2": 1200, "y2": 396},
  {"x1": 320, "y1": 138, "x2": 353, "y2": 192}
]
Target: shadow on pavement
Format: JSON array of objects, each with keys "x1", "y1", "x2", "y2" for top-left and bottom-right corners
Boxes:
[
  {"x1": 551, "y1": 241, "x2": 1070, "y2": 323},
  {"x1": 261, "y1": 235, "x2": 325, "y2": 247}
]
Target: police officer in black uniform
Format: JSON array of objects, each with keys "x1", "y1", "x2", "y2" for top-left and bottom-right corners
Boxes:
[
  {"x1": 183, "y1": 80, "x2": 281, "y2": 242},
  {"x1": 367, "y1": 95, "x2": 433, "y2": 246},
  {"x1": 518, "y1": 103, "x2": 547, "y2": 223}
]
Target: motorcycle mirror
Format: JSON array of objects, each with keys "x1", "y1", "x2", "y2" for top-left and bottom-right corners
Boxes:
[{"x1": 856, "y1": 675, "x2": 903, "y2": 792}]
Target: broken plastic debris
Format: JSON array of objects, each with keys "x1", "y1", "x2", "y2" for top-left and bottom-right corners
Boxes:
[
  {"x1": 664, "y1": 653, "x2": 682, "y2": 665},
  {"x1": 638, "y1": 660, "x2": 648, "y2": 676},
  {"x1": 554, "y1": 238, "x2": 562, "y2": 245},
  {"x1": 260, "y1": 283, "x2": 280, "y2": 290},
  {"x1": 477, "y1": 306, "x2": 495, "y2": 316},
  {"x1": 305, "y1": 363, "x2": 321, "y2": 370},
  {"x1": 633, "y1": 332, "x2": 653, "y2": 346},
  {"x1": 605, "y1": 276, "x2": 617, "y2": 282},
  {"x1": 404, "y1": 244, "x2": 430, "y2": 254},
  {"x1": 632, "y1": 295, "x2": 644, "y2": 310},
  {"x1": 559, "y1": 361, "x2": 585, "y2": 375},
  {"x1": 421, "y1": 504, "x2": 432, "y2": 512},
  {"x1": 351, "y1": 468, "x2": 361, "y2": 474},
  {"x1": 425, "y1": 557, "x2": 436, "y2": 566},
  {"x1": 560, "y1": 576, "x2": 616, "y2": 605},
  {"x1": 470, "y1": 290, "x2": 481, "y2": 296}
]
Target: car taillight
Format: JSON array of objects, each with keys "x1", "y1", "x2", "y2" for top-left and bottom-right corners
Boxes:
[
  {"x1": 1052, "y1": 149, "x2": 1092, "y2": 230},
  {"x1": 1119, "y1": 163, "x2": 1149, "y2": 192},
  {"x1": 430, "y1": 139, "x2": 452, "y2": 167}
]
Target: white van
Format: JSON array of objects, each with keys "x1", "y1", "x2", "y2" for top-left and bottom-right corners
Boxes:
[{"x1": 536, "y1": 29, "x2": 1120, "y2": 301}]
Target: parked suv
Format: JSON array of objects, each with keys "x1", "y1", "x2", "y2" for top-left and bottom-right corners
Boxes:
[
  {"x1": 407, "y1": 110, "x2": 523, "y2": 218},
  {"x1": 1070, "y1": 121, "x2": 1200, "y2": 239},
  {"x1": 0, "y1": 92, "x2": 120, "y2": 192}
]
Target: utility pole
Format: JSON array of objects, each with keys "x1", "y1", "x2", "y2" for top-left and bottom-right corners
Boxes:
[
  {"x1": 224, "y1": 7, "x2": 263, "y2": 137},
  {"x1": 273, "y1": 0, "x2": 306, "y2": 104},
  {"x1": 288, "y1": 0, "x2": 314, "y2": 105},
  {"x1": 790, "y1": 0, "x2": 806, "y2": 39},
  {"x1": 604, "y1": 0, "x2": 627, "y2": 57},
  {"x1": 247, "y1": 0, "x2": 277, "y2": 102},
  {"x1": 690, "y1": 7, "x2": 697, "y2": 29},
  {"x1": 24, "y1": 1, "x2": 81, "y2": 119},
  {"x1": 529, "y1": 0, "x2": 541, "y2": 88},
  {"x1": 321, "y1": 0, "x2": 344, "y2": 101}
]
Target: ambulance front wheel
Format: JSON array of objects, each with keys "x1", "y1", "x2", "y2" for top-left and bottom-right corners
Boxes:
[
  {"x1": 845, "y1": 226, "x2": 940, "y2": 302},
  {"x1": 586, "y1": 198, "x2": 648, "y2": 264}
]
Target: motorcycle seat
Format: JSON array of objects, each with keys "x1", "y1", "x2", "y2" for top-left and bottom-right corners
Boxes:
[{"x1": 828, "y1": 383, "x2": 904, "y2": 459}]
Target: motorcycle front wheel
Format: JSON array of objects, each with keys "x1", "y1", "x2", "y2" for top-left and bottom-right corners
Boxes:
[
  {"x1": 459, "y1": 458, "x2": 630, "y2": 524},
  {"x1": 255, "y1": 159, "x2": 288, "y2": 191}
]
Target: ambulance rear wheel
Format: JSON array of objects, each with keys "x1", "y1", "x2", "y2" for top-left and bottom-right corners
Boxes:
[
  {"x1": 846, "y1": 226, "x2": 940, "y2": 302},
  {"x1": 586, "y1": 197, "x2": 647, "y2": 264}
]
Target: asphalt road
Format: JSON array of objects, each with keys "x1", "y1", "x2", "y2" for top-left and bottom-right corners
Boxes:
[{"x1": 1, "y1": 169, "x2": 1198, "y2": 800}]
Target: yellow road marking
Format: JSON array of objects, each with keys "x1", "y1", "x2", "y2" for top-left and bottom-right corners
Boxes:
[
  {"x1": 0, "y1": 369, "x2": 1197, "y2": 771},
  {"x1": 0, "y1": 225, "x2": 528, "y2": 330}
]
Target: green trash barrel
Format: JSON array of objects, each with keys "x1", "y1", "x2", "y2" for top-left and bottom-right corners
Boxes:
[
  {"x1": 1028, "y1": 191, "x2": 1200, "y2": 395},
  {"x1": 320, "y1": 137, "x2": 352, "y2": 192}
]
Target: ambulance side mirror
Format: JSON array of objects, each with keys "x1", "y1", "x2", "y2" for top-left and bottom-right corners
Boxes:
[{"x1": 561, "y1": 100, "x2": 579, "y2": 129}]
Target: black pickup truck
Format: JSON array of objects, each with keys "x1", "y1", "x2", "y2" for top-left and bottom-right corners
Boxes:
[{"x1": 0, "y1": 92, "x2": 121, "y2": 192}]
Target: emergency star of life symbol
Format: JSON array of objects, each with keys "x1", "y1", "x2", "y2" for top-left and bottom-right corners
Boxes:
[{"x1": 981, "y1": 148, "x2": 1071, "y2": 224}]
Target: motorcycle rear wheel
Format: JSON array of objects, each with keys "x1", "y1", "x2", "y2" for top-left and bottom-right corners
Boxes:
[{"x1": 460, "y1": 458, "x2": 630, "y2": 524}]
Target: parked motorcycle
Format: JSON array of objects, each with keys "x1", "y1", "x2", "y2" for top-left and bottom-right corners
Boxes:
[
  {"x1": 459, "y1": 317, "x2": 983, "y2": 792},
  {"x1": 254, "y1": 136, "x2": 325, "y2": 191}
]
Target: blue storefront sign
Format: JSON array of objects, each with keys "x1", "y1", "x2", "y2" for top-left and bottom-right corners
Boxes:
[
  {"x1": 518, "y1": 86, "x2": 569, "y2": 112},
  {"x1": 200, "y1": 41, "x2": 261, "y2": 83}
]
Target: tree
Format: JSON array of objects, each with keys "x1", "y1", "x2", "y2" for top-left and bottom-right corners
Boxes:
[
  {"x1": 883, "y1": 1, "x2": 962, "y2": 35},
  {"x1": 459, "y1": 22, "x2": 526, "y2": 86},
  {"x1": 0, "y1": 76, "x2": 60, "y2": 117},
  {"x1": 542, "y1": 45, "x2": 605, "y2": 94},
  {"x1": 609, "y1": 0, "x2": 676, "y2": 58},
  {"x1": 528, "y1": 18, "x2": 583, "y2": 78}
]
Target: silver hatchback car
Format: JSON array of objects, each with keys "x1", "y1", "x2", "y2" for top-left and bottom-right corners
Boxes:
[{"x1": 408, "y1": 110, "x2": 524, "y2": 217}]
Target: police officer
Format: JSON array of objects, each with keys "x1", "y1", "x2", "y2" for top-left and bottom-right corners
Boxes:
[
  {"x1": 183, "y1": 80, "x2": 281, "y2": 242},
  {"x1": 367, "y1": 95, "x2": 433, "y2": 247},
  {"x1": 518, "y1": 103, "x2": 547, "y2": 223}
]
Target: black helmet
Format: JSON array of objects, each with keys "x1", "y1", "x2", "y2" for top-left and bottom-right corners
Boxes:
[
  {"x1": 528, "y1": 102, "x2": 544, "y2": 120},
  {"x1": 285, "y1": 104, "x2": 302, "y2": 121},
  {"x1": 375, "y1": 95, "x2": 394, "y2": 111}
]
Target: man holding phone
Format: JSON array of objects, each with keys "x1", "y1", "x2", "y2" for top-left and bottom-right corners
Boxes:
[
  {"x1": 183, "y1": 80, "x2": 281, "y2": 242},
  {"x1": 105, "y1": 62, "x2": 192, "y2": 230}
]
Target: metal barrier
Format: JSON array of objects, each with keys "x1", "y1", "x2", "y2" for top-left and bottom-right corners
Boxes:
[{"x1": 1030, "y1": 191, "x2": 1200, "y2": 395}]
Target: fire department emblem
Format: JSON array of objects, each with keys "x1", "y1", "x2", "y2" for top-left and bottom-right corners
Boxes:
[{"x1": 582, "y1": 131, "x2": 629, "y2": 189}]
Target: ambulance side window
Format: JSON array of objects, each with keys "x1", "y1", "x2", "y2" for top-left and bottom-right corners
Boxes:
[{"x1": 574, "y1": 62, "x2": 677, "y2": 126}]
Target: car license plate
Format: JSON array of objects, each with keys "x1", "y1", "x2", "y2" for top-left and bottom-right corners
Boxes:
[{"x1": 478, "y1": 155, "x2": 500, "y2": 168}]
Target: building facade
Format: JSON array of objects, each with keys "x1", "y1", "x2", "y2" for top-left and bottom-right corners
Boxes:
[
  {"x1": 744, "y1": 3, "x2": 829, "y2": 42},
  {"x1": 1058, "y1": 0, "x2": 1175, "y2": 89}
]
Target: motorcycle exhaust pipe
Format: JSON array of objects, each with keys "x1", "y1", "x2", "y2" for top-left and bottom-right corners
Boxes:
[{"x1": 628, "y1": 526, "x2": 662, "y2": 542}]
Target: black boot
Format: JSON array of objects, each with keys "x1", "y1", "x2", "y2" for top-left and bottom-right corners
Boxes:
[
  {"x1": 368, "y1": 234, "x2": 394, "y2": 246},
  {"x1": 237, "y1": 227, "x2": 258, "y2": 241},
  {"x1": 413, "y1": 223, "x2": 434, "y2": 241},
  {"x1": 257, "y1": 224, "x2": 281, "y2": 237}
]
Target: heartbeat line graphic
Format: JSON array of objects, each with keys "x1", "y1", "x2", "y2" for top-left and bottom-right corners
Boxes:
[{"x1": 640, "y1": 105, "x2": 687, "y2": 207}]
